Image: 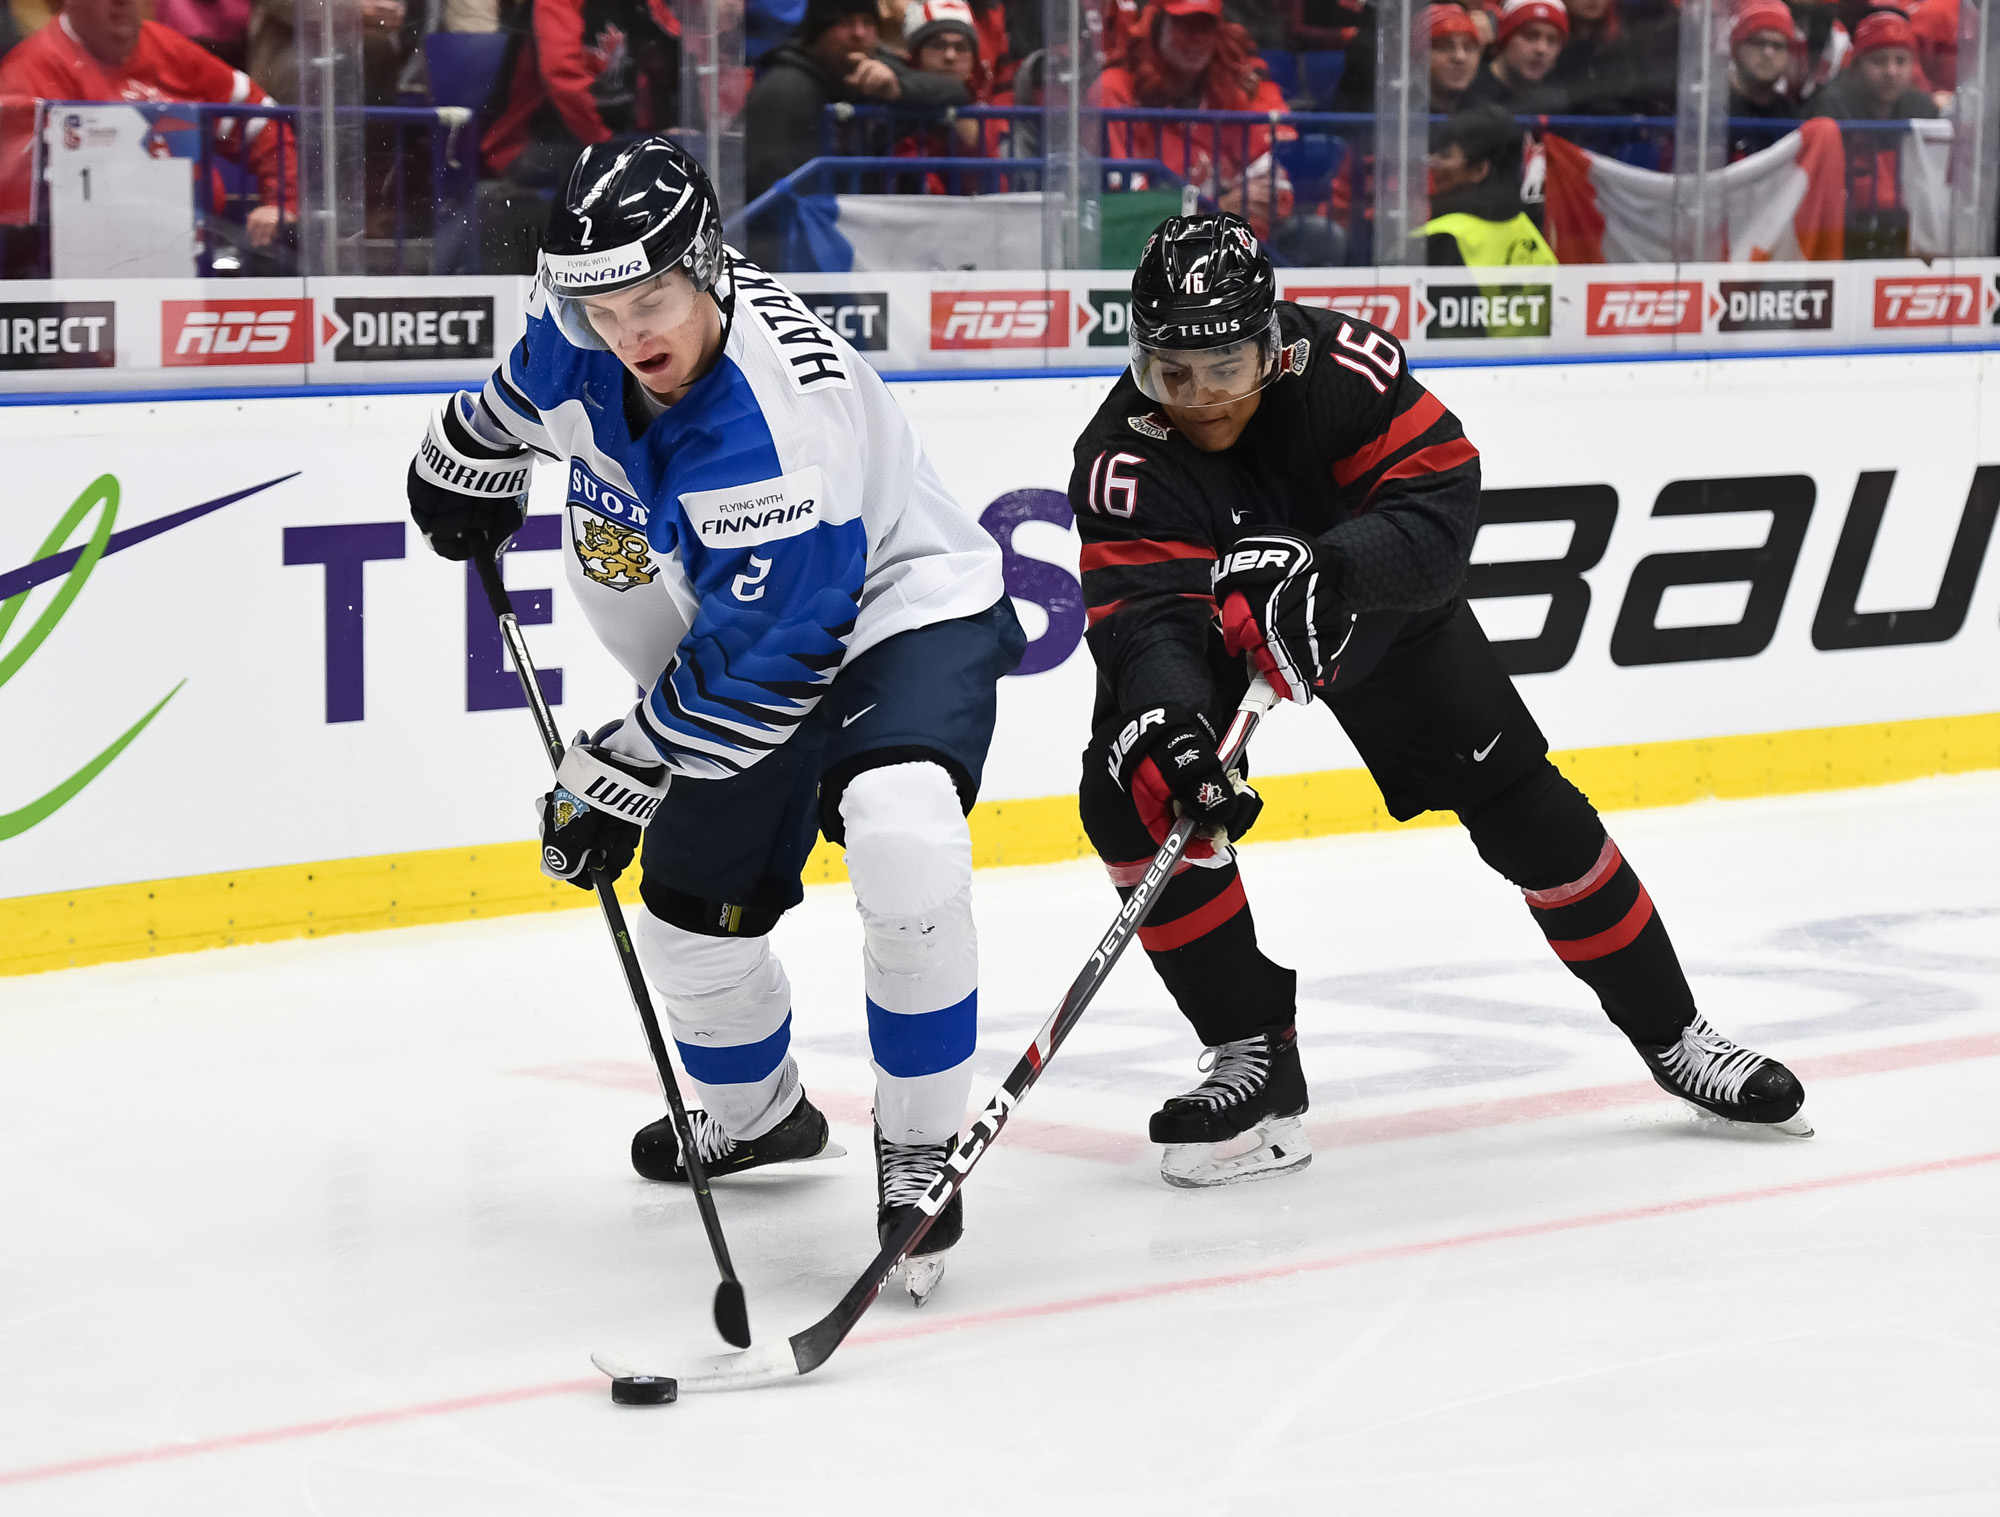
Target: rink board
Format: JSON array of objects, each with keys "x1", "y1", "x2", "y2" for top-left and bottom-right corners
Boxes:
[{"x1": 3, "y1": 350, "x2": 1998, "y2": 974}]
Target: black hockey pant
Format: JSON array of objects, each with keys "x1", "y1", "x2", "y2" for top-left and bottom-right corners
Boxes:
[{"x1": 1078, "y1": 602, "x2": 1698, "y2": 1050}]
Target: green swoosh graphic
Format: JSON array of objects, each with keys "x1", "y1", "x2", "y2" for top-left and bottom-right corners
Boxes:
[
  {"x1": 0, "y1": 681, "x2": 185, "y2": 841},
  {"x1": 1, "y1": 475, "x2": 185, "y2": 842}
]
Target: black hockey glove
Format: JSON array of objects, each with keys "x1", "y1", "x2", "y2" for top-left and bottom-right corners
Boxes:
[
  {"x1": 1107, "y1": 704, "x2": 1263, "y2": 858},
  {"x1": 1214, "y1": 531, "x2": 1357, "y2": 704},
  {"x1": 407, "y1": 396, "x2": 533, "y2": 562},
  {"x1": 537, "y1": 729, "x2": 670, "y2": 889}
]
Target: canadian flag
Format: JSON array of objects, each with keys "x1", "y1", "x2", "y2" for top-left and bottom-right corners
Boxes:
[{"x1": 1543, "y1": 117, "x2": 1898, "y2": 264}]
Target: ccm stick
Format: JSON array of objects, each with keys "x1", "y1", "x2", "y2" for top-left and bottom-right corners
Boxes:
[
  {"x1": 472, "y1": 545, "x2": 753, "y2": 1351},
  {"x1": 593, "y1": 672, "x2": 1281, "y2": 1396}
]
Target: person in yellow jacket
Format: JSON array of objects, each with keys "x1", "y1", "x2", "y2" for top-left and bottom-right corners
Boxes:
[{"x1": 1419, "y1": 105, "x2": 1558, "y2": 268}]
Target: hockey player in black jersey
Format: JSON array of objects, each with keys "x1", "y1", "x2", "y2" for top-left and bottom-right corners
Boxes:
[{"x1": 1069, "y1": 214, "x2": 1810, "y2": 1187}]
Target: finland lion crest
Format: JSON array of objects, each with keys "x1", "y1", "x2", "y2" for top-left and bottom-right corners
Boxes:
[{"x1": 575, "y1": 515, "x2": 657, "y2": 591}]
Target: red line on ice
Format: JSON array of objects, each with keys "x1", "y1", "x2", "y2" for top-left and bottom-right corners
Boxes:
[
  {"x1": 4, "y1": 1146, "x2": 1995, "y2": 1489},
  {"x1": 846, "y1": 1146, "x2": 2000, "y2": 1350}
]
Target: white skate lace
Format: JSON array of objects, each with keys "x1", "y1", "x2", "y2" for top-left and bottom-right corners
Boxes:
[
  {"x1": 1179, "y1": 1036, "x2": 1271, "y2": 1109},
  {"x1": 1656, "y1": 1015, "x2": 1765, "y2": 1104},
  {"x1": 682, "y1": 1111, "x2": 737, "y2": 1166},
  {"x1": 878, "y1": 1137, "x2": 950, "y2": 1208}
]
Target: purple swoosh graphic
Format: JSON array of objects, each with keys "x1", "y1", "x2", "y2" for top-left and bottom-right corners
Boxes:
[{"x1": 0, "y1": 472, "x2": 300, "y2": 602}]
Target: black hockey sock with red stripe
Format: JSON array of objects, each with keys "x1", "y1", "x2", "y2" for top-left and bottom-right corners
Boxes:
[
  {"x1": 1118, "y1": 856, "x2": 1296, "y2": 1047},
  {"x1": 1464, "y1": 763, "x2": 1696, "y2": 1046},
  {"x1": 1521, "y1": 835, "x2": 1698, "y2": 1043}
]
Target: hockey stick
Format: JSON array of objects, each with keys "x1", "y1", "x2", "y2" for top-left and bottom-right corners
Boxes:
[
  {"x1": 594, "y1": 672, "x2": 1282, "y2": 1393},
  {"x1": 471, "y1": 545, "x2": 752, "y2": 1350}
]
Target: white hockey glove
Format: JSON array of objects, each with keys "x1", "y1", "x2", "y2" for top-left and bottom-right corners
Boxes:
[{"x1": 537, "y1": 729, "x2": 670, "y2": 889}]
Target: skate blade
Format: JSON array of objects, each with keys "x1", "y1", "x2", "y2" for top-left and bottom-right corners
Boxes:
[
  {"x1": 1675, "y1": 1098, "x2": 1814, "y2": 1139},
  {"x1": 898, "y1": 1252, "x2": 947, "y2": 1307},
  {"x1": 1160, "y1": 1116, "x2": 1312, "y2": 1189}
]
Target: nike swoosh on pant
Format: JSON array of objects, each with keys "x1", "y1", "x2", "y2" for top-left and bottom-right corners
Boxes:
[
  {"x1": 1473, "y1": 733, "x2": 1502, "y2": 762},
  {"x1": 842, "y1": 704, "x2": 877, "y2": 728}
]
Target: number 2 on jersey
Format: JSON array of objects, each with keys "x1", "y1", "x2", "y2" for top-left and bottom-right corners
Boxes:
[{"x1": 1086, "y1": 451, "x2": 1143, "y2": 517}]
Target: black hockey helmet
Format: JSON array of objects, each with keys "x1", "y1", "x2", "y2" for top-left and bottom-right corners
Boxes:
[
  {"x1": 541, "y1": 135, "x2": 729, "y2": 350},
  {"x1": 1128, "y1": 212, "x2": 1280, "y2": 409}
]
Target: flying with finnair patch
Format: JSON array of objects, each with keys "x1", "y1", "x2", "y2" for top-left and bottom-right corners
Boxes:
[{"x1": 460, "y1": 251, "x2": 1002, "y2": 779}]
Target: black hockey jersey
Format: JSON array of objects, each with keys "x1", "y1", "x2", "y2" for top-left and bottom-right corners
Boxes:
[{"x1": 1067, "y1": 301, "x2": 1482, "y2": 720}]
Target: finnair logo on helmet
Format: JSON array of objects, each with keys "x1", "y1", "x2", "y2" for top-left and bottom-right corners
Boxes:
[{"x1": 546, "y1": 240, "x2": 650, "y2": 288}]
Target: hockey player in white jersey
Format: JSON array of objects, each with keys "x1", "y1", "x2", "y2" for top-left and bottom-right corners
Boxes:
[{"x1": 406, "y1": 137, "x2": 1024, "y2": 1302}]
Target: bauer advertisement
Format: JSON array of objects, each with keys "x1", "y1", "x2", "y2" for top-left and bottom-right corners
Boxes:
[{"x1": 2, "y1": 352, "x2": 1999, "y2": 903}]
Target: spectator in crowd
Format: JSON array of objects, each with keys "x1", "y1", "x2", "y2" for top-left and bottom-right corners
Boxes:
[
  {"x1": 1466, "y1": 0, "x2": 1565, "y2": 112},
  {"x1": 745, "y1": 0, "x2": 967, "y2": 199},
  {"x1": 1427, "y1": 2, "x2": 1482, "y2": 114},
  {"x1": 155, "y1": 0, "x2": 250, "y2": 69},
  {"x1": 0, "y1": 0, "x2": 296, "y2": 249},
  {"x1": 1618, "y1": 0, "x2": 1677, "y2": 112},
  {"x1": 1547, "y1": 0, "x2": 1641, "y2": 113},
  {"x1": 1909, "y1": 0, "x2": 1956, "y2": 103},
  {"x1": 1419, "y1": 102, "x2": 1555, "y2": 263},
  {"x1": 478, "y1": 0, "x2": 679, "y2": 187},
  {"x1": 1095, "y1": 0, "x2": 1294, "y2": 236},
  {"x1": 1727, "y1": 0, "x2": 1798, "y2": 121},
  {"x1": 895, "y1": 0, "x2": 986, "y2": 175},
  {"x1": 1789, "y1": 0, "x2": 1849, "y2": 105},
  {"x1": 247, "y1": 0, "x2": 410, "y2": 103},
  {"x1": 1807, "y1": 9, "x2": 1937, "y2": 119}
]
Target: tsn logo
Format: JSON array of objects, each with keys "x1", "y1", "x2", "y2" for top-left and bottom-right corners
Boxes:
[
  {"x1": 1284, "y1": 286, "x2": 1409, "y2": 339},
  {"x1": 1873, "y1": 276, "x2": 1985, "y2": 328},
  {"x1": 161, "y1": 300, "x2": 311, "y2": 366},
  {"x1": 1587, "y1": 282, "x2": 1701, "y2": 335},
  {"x1": 930, "y1": 293, "x2": 1067, "y2": 349}
]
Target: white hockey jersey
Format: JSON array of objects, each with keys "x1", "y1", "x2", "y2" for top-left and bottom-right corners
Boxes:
[{"x1": 462, "y1": 256, "x2": 1003, "y2": 779}]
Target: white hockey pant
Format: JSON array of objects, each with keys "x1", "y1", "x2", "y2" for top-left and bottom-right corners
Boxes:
[
  {"x1": 842, "y1": 762, "x2": 978, "y2": 1148},
  {"x1": 631, "y1": 762, "x2": 976, "y2": 1147}
]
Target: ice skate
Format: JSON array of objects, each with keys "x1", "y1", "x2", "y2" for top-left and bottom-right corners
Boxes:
[
  {"x1": 875, "y1": 1124, "x2": 962, "y2": 1307},
  {"x1": 631, "y1": 1092, "x2": 843, "y2": 1182},
  {"x1": 1151, "y1": 1026, "x2": 1312, "y2": 1187},
  {"x1": 1637, "y1": 1015, "x2": 1812, "y2": 1136}
]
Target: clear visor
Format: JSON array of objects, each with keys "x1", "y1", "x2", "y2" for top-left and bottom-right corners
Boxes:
[
  {"x1": 544, "y1": 266, "x2": 704, "y2": 353},
  {"x1": 1129, "y1": 323, "x2": 1281, "y2": 411}
]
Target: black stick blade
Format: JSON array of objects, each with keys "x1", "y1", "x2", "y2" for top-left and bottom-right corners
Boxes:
[{"x1": 714, "y1": 1279, "x2": 751, "y2": 1348}]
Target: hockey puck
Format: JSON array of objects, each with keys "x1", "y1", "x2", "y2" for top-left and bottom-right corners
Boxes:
[{"x1": 609, "y1": 1375, "x2": 678, "y2": 1406}]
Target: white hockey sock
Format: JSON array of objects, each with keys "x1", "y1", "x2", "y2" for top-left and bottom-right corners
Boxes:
[
  {"x1": 841, "y1": 763, "x2": 978, "y2": 1147},
  {"x1": 631, "y1": 909, "x2": 800, "y2": 1141}
]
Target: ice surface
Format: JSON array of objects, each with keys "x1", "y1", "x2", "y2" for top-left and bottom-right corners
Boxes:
[{"x1": 3, "y1": 775, "x2": 1998, "y2": 1514}]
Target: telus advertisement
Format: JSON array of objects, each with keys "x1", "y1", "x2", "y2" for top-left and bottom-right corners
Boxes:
[{"x1": 3, "y1": 353, "x2": 1998, "y2": 901}]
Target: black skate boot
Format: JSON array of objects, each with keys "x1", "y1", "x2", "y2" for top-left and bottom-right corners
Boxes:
[
  {"x1": 631, "y1": 1092, "x2": 842, "y2": 1182},
  {"x1": 1150, "y1": 1025, "x2": 1311, "y2": 1188},
  {"x1": 1636, "y1": 1015, "x2": 1812, "y2": 1136},
  {"x1": 875, "y1": 1123, "x2": 962, "y2": 1308}
]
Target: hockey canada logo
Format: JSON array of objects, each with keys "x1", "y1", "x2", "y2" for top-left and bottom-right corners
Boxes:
[
  {"x1": 162, "y1": 300, "x2": 311, "y2": 366},
  {"x1": 1128, "y1": 412, "x2": 1170, "y2": 441},
  {"x1": 575, "y1": 516, "x2": 657, "y2": 592},
  {"x1": 1586, "y1": 282, "x2": 1701, "y2": 336},
  {"x1": 930, "y1": 292, "x2": 1068, "y2": 349},
  {"x1": 1282, "y1": 285, "x2": 1415, "y2": 340},
  {"x1": 1874, "y1": 276, "x2": 1991, "y2": 328}
]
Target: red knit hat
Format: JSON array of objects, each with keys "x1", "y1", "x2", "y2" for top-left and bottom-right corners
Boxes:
[
  {"x1": 1496, "y1": 0, "x2": 1569, "y2": 47},
  {"x1": 1426, "y1": 3, "x2": 1482, "y2": 42},
  {"x1": 1730, "y1": 0, "x2": 1797, "y2": 48},
  {"x1": 1853, "y1": 9, "x2": 1917, "y2": 53}
]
